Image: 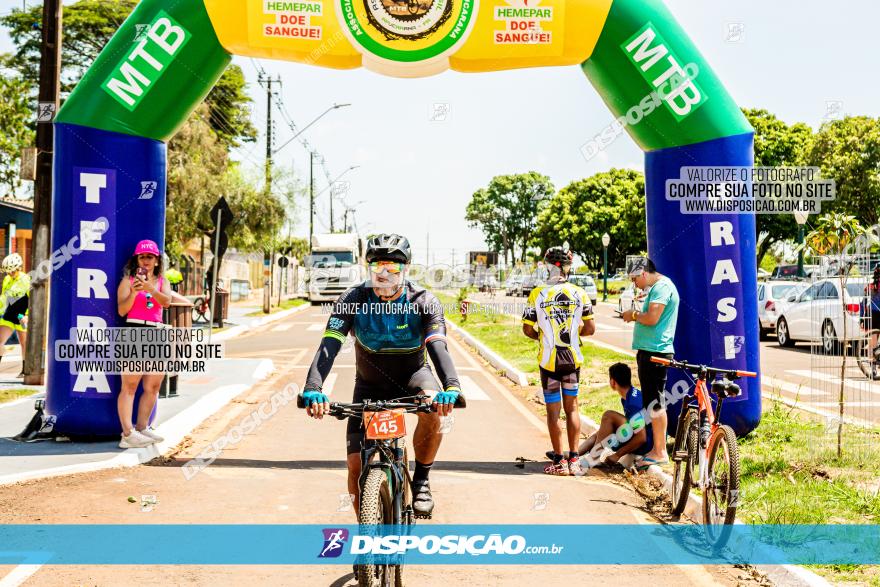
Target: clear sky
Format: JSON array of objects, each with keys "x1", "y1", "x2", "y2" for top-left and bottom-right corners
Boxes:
[{"x1": 1, "y1": 0, "x2": 877, "y2": 264}]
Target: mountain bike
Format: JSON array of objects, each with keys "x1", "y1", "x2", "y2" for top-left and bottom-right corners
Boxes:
[
  {"x1": 297, "y1": 392, "x2": 466, "y2": 587},
  {"x1": 651, "y1": 357, "x2": 756, "y2": 548}
]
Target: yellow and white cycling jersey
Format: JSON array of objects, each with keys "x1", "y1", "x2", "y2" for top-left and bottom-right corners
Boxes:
[{"x1": 522, "y1": 278, "x2": 594, "y2": 371}]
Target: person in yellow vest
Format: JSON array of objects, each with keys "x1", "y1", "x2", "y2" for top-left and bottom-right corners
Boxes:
[{"x1": 0, "y1": 254, "x2": 30, "y2": 378}]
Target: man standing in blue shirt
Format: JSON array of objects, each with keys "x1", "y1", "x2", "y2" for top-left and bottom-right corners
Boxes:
[{"x1": 622, "y1": 257, "x2": 679, "y2": 466}]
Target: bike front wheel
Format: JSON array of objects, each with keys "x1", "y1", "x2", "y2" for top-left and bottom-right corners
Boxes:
[
  {"x1": 671, "y1": 409, "x2": 697, "y2": 516},
  {"x1": 703, "y1": 424, "x2": 740, "y2": 549},
  {"x1": 358, "y1": 468, "x2": 396, "y2": 587}
]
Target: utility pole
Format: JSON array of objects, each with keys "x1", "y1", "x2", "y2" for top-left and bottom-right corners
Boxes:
[
  {"x1": 309, "y1": 151, "x2": 315, "y2": 242},
  {"x1": 24, "y1": 0, "x2": 62, "y2": 385},
  {"x1": 329, "y1": 186, "x2": 335, "y2": 233},
  {"x1": 259, "y1": 73, "x2": 280, "y2": 314}
]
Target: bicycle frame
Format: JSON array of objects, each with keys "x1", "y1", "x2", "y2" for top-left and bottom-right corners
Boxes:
[
  {"x1": 681, "y1": 375, "x2": 725, "y2": 492},
  {"x1": 358, "y1": 435, "x2": 411, "y2": 526}
]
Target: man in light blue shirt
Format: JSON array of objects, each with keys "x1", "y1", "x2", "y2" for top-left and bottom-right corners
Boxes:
[{"x1": 622, "y1": 257, "x2": 679, "y2": 465}]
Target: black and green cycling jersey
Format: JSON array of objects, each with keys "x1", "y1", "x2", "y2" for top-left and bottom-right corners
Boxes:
[{"x1": 305, "y1": 281, "x2": 461, "y2": 393}]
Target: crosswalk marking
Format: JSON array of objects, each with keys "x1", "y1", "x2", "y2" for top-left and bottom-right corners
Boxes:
[
  {"x1": 306, "y1": 323, "x2": 324, "y2": 331},
  {"x1": 459, "y1": 375, "x2": 490, "y2": 401},
  {"x1": 271, "y1": 323, "x2": 294, "y2": 332},
  {"x1": 786, "y1": 369, "x2": 880, "y2": 396}
]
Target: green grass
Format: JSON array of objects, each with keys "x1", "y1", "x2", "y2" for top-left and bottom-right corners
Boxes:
[
  {"x1": 0, "y1": 388, "x2": 38, "y2": 404},
  {"x1": 438, "y1": 286, "x2": 880, "y2": 583},
  {"x1": 245, "y1": 297, "x2": 307, "y2": 316}
]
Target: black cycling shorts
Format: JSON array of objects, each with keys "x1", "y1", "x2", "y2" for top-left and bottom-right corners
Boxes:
[
  {"x1": 345, "y1": 365, "x2": 440, "y2": 455},
  {"x1": 636, "y1": 350, "x2": 674, "y2": 413}
]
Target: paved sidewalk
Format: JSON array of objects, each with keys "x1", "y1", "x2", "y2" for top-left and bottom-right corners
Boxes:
[{"x1": 0, "y1": 297, "x2": 308, "y2": 485}]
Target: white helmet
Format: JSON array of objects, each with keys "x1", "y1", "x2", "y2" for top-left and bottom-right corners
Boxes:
[{"x1": 1, "y1": 253, "x2": 23, "y2": 273}]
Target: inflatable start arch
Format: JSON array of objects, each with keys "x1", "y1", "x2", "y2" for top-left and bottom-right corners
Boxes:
[{"x1": 48, "y1": 0, "x2": 759, "y2": 436}]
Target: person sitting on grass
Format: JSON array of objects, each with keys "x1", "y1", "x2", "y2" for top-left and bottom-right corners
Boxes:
[{"x1": 577, "y1": 362, "x2": 653, "y2": 471}]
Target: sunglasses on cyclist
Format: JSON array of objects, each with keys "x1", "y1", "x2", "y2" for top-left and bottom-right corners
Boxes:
[{"x1": 369, "y1": 261, "x2": 404, "y2": 274}]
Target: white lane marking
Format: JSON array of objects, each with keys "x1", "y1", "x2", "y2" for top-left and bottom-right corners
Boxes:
[
  {"x1": 290, "y1": 348, "x2": 309, "y2": 366},
  {"x1": 592, "y1": 323, "x2": 632, "y2": 333},
  {"x1": 323, "y1": 373, "x2": 338, "y2": 396},
  {"x1": 786, "y1": 369, "x2": 880, "y2": 396},
  {"x1": 447, "y1": 336, "x2": 546, "y2": 434},
  {"x1": 459, "y1": 375, "x2": 490, "y2": 401},
  {"x1": 0, "y1": 562, "x2": 45, "y2": 587},
  {"x1": 306, "y1": 323, "x2": 324, "y2": 331},
  {"x1": 271, "y1": 323, "x2": 294, "y2": 332}
]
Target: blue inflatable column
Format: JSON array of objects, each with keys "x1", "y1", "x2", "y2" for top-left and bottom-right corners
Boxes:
[
  {"x1": 46, "y1": 124, "x2": 166, "y2": 437},
  {"x1": 644, "y1": 133, "x2": 761, "y2": 435}
]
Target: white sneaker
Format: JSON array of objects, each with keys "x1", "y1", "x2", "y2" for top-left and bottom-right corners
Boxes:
[
  {"x1": 119, "y1": 430, "x2": 155, "y2": 448},
  {"x1": 138, "y1": 427, "x2": 165, "y2": 443}
]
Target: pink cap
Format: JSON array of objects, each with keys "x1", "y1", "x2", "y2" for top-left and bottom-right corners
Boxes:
[{"x1": 133, "y1": 239, "x2": 161, "y2": 257}]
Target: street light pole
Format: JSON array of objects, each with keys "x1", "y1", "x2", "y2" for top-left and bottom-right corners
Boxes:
[
  {"x1": 794, "y1": 210, "x2": 809, "y2": 278},
  {"x1": 602, "y1": 233, "x2": 610, "y2": 301},
  {"x1": 272, "y1": 103, "x2": 351, "y2": 155}
]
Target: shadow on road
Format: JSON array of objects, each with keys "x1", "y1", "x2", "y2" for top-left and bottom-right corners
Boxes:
[{"x1": 148, "y1": 457, "x2": 553, "y2": 476}]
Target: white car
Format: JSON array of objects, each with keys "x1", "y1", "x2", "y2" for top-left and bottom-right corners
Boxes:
[
  {"x1": 776, "y1": 278, "x2": 868, "y2": 354},
  {"x1": 567, "y1": 274, "x2": 598, "y2": 306},
  {"x1": 757, "y1": 281, "x2": 808, "y2": 340}
]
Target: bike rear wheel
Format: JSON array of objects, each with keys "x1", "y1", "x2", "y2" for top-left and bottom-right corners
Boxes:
[
  {"x1": 703, "y1": 424, "x2": 740, "y2": 549},
  {"x1": 857, "y1": 339, "x2": 880, "y2": 380},
  {"x1": 191, "y1": 297, "x2": 211, "y2": 324},
  {"x1": 671, "y1": 409, "x2": 697, "y2": 516},
  {"x1": 358, "y1": 468, "x2": 396, "y2": 587}
]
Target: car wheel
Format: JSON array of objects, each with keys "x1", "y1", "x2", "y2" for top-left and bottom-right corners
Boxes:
[
  {"x1": 821, "y1": 320, "x2": 839, "y2": 355},
  {"x1": 777, "y1": 318, "x2": 794, "y2": 348}
]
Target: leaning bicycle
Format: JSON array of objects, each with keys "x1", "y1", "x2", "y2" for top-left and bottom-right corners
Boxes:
[
  {"x1": 297, "y1": 392, "x2": 466, "y2": 587},
  {"x1": 652, "y1": 357, "x2": 756, "y2": 548}
]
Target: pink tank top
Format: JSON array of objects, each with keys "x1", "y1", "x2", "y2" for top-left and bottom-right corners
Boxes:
[{"x1": 127, "y1": 276, "x2": 164, "y2": 323}]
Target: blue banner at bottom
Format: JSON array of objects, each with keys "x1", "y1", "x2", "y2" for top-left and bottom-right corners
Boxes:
[{"x1": 0, "y1": 525, "x2": 877, "y2": 565}]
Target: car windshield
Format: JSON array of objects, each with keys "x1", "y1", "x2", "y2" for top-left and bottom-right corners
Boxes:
[
  {"x1": 306, "y1": 252, "x2": 354, "y2": 268},
  {"x1": 847, "y1": 283, "x2": 867, "y2": 298},
  {"x1": 772, "y1": 284, "x2": 800, "y2": 298}
]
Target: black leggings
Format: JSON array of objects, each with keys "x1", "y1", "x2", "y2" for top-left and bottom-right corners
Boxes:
[{"x1": 636, "y1": 350, "x2": 673, "y2": 413}]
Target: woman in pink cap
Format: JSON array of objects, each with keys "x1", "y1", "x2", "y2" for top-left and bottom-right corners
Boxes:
[{"x1": 116, "y1": 239, "x2": 172, "y2": 449}]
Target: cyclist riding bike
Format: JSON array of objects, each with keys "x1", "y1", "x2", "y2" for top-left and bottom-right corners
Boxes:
[{"x1": 302, "y1": 233, "x2": 462, "y2": 518}]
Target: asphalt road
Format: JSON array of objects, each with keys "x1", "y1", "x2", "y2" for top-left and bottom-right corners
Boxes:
[
  {"x1": 0, "y1": 305, "x2": 757, "y2": 586},
  {"x1": 473, "y1": 291, "x2": 880, "y2": 426}
]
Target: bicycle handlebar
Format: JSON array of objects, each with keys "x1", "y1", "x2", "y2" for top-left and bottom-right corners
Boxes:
[
  {"x1": 296, "y1": 392, "x2": 467, "y2": 415},
  {"x1": 650, "y1": 356, "x2": 757, "y2": 379}
]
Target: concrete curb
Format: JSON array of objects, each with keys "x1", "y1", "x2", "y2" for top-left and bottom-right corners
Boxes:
[
  {"x1": 0, "y1": 359, "x2": 274, "y2": 487},
  {"x1": 445, "y1": 321, "x2": 530, "y2": 386},
  {"x1": 210, "y1": 302, "x2": 311, "y2": 342},
  {"x1": 577, "y1": 413, "x2": 830, "y2": 587}
]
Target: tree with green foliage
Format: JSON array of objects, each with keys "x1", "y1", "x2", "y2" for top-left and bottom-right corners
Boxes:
[
  {"x1": 0, "y1": 63, "x2": 34, "y2": 196},
  {"x1": 805, "y1": 212, "x2": 865, "y2": 458},
  {"x1": 466, "y1": 172, "x2": 553, "y2": 265},
  {"x1": 808, "y1": 116, "x2": 880, "y2": 227},
  {"x1": 534, "y1": 168, "x2": 645, "y2": 271},
  {"x1": 0, "y1": 1, "x2": 256, "y2": 150},
  {"x1": 742, "y1": 108, "x2": 814, "y2": 263}
]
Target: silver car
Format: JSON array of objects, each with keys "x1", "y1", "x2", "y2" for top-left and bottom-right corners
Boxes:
[
  {"x1": 567, "y1": 274, "x2": 598, "y2": 306},
  {"x1": 757, "y1": 281, "x2": 808, "y2": 340}
]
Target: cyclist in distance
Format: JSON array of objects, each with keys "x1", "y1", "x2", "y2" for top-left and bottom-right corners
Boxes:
[
  {"x1": 522, "y1": 246, "x2": 595, "y2": 475},
  {"x1": 302, "y1": 233, "x2": 462, "y2": 518}
]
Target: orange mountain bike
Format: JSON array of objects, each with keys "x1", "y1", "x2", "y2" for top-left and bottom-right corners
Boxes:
[{"x1": 651, "y1": 356, "x2": 756, "y2": 548}]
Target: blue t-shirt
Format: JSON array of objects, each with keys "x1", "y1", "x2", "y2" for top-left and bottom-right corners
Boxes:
[
  {"x1": 620, "y1": 386, "x2": 653, "y2": 455},
  {"x1": 632, "y1": 276, "x2": 679, "y2": 353}
]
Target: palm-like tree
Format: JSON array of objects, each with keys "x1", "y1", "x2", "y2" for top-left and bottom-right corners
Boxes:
[{"x1": 805, "y1": 213, "x2": 864, "y2": 458}]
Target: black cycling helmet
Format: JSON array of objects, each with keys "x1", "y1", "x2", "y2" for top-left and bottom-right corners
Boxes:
[
  {"x1": 365, "y1": 233, "x2": 412, "y2": 264},
  {"x1": 544, "y1": 246, "x2": 573, "y2": 268}
]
